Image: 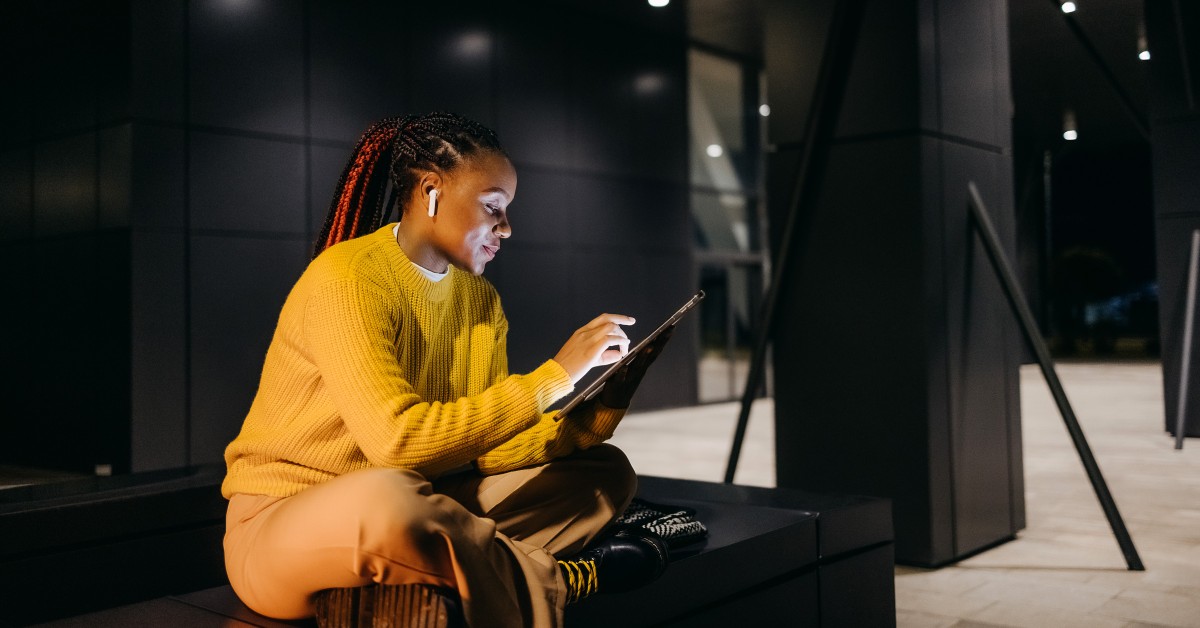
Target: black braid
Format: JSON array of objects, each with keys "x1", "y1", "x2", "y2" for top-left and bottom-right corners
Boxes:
[
  {"x1": 388, "y1": 112, "x2": 505, "y2": 216},
  {"x1": 314, "y1": 112, "x2": 506, "y2": 259}
]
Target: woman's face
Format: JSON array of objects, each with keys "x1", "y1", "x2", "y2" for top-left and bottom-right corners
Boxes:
[{"x1": 428, "y1": 151, "x2": 517, "y2": 275}]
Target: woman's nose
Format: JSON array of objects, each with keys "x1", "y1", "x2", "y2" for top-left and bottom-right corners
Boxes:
[{"x1": 494, "y1": 218, "x2": 512, "y2": 238}]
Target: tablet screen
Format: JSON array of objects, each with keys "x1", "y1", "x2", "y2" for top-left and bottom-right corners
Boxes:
[{"x1": 555, "y1": 290, "x2": 705, "y2": 420}]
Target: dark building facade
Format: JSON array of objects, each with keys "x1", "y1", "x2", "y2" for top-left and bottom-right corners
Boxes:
[
  {"x1": 15, "y1": 0, "x2": 1179, "y2": 573},
  {"x1": 0, "y1": 0, "x2": 696, "y2": 474}
]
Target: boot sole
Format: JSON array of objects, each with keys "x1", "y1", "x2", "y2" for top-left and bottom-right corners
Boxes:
[{"x1": 313, "y1": 583, "x2": 461, "y2": 628}]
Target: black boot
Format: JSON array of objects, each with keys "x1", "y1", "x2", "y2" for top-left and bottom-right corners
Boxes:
[{"x1": 557, "y1": 525, "x2": 670, "y2": 604}]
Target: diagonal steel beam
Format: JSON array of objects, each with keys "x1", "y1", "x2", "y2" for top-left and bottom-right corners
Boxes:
[
  {"x1": 968, "y1": 181, "x2": 1145, "y2": 571},
  {"x1": 724, "y1": 0, "x2": 867, "y2": 483}
]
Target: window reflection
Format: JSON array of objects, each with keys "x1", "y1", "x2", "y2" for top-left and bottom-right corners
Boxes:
[{"x1": 689, "y1": 48, "x2": 770, "y2": 403}]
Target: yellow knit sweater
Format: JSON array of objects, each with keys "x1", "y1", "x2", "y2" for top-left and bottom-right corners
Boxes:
[{"x1": 222, "y1": 224, "x2": 626, "y2": 499}]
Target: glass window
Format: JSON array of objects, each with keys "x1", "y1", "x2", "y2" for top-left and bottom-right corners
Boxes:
[{"x1": 689, "y1": 47, "x2": 770, "y2": 403}]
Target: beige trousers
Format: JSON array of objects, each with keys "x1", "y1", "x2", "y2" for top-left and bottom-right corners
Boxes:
[{"x1": 223, "y1": 444, "x2": 636, "y2": 628}]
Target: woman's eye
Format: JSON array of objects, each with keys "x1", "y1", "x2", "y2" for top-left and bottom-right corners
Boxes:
[{"x1": 485, "y1": 204, "x2": 499, "y2": 215}]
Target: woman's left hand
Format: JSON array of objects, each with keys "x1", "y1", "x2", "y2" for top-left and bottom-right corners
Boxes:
[{"x1": 598, "y1": 325, "x2": 675, "y2": 409}]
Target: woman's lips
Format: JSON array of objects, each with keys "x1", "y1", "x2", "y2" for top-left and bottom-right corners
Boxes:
[{"x1": 482, "y1": 244, "x2": 498, "y2": 260}]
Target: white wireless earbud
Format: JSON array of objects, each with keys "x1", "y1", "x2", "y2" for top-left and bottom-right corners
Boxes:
[{"x1": 427, "y1": 189, "x2": 439, "y2": 218}]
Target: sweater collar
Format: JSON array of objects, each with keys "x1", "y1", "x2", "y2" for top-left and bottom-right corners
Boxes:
[{"x1": 376, "y1": 224, "x2": 455, "y2": 303}]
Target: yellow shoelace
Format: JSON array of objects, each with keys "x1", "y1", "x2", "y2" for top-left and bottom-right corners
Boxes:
[{"x1": 557, "y1": 558, "x2": 599, "y2": 603}]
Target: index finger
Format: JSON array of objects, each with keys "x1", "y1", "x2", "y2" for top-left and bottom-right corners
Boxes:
[{"x1": 589, "y1": 312, "x2": 637, "y2": 327}]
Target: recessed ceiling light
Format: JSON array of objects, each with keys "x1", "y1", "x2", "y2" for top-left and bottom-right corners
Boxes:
[
  {"x1": 1063, "y1": 110, "x2": 1078, "y2": 141},
  {"x1": 706, "y1": 144, "x2": 724, "y2": 158},
  {"x1": 1060, "y1": 1, "x2": 1077, "y2": 14},
  {"x1": 759, "y1": 104, "x2": 771, "y2": 117},
  {"x1": 648, "y1": 0, "x2": 669, "y2": 7}
]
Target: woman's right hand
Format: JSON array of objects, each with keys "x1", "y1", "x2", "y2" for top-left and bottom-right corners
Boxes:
[{"x1": 552, "y1": 313, "x2": 636, "y2": 384}]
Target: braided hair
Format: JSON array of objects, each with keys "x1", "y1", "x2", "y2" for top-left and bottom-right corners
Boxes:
[{"x1": 314, "y1": 112, "x2": 506, "y2": 259}]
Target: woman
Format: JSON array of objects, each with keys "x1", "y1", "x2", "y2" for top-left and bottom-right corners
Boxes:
[{"x1": 221, "y1": 112, "x2": 669, "y2": 628}]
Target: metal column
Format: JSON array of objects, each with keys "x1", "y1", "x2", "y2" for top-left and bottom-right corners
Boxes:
[{"x1": 1174, "y1": 229, "x2": 1200, "y2": 449}]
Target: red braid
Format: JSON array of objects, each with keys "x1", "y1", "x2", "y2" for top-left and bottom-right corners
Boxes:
[{"x1": 315, "y1": 117, "x2": 406, "y2": 258}]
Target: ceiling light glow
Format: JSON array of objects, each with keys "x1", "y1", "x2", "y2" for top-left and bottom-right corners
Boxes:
[
  {"x1": 1060, "y1": 1, "x2": 1077, "y2": 13},
  {"x1": 648, "y1": 0, "x2": 669, "y2": 7},
  {"x1": 634, "y1": 73, "x2": 664, "y2": 95},
  {"x1": 706, "y1": 144, "x2": 724, "y2": 158},
  {"x1": 1062, "y1": 109, "x2": 1078, "y2": 141},
  {"x1": 759, "y1": 104, "x2": 771, "y2": 117},
  {"x1": 455, "y1": 32, "x2": 491, "y2": 59},
  {"x1": 1139, "y1": 49, "x2": 1151, "y2": 61}
]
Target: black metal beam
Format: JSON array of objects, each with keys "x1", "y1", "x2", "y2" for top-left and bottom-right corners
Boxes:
[
  {"x1": 967, "y1": 182, "x2": 1145, "y2": 571},
  {"x1": 724, "y1": 0, "x2": 867, "y2": 483},
  {"x1": 1175, "y1": 230, "x2": 1199, "y2": 449}
]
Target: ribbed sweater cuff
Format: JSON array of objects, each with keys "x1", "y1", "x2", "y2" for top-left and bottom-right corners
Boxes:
[
  {"x1": 530, "y1": 359, "x2": 574, "y2": 410},
  {"x1": 577, "y1": 403, "x2": 626, "y2": 442}
]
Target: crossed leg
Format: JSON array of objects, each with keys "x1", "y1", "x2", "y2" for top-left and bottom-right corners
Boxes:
[{"x1": 223, "y1": 445, "x2": 636, "y2": 628}]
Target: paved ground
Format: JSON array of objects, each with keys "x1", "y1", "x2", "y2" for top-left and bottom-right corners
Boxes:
[{"x1": 612, "y1": 361, "x2": 1200, "y2": 628}]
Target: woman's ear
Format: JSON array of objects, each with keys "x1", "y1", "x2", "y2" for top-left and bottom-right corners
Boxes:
[{"x1": 415, "y1": 171, "x2": 443, "y2": 218}]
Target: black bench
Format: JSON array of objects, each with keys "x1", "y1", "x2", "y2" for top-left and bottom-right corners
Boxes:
[
  {"x1": 6, "y1": 471, "x2": 894, "y2": 627},
  {"x1": 567, "y1": 477, "x2": 895, "y2": 627}
]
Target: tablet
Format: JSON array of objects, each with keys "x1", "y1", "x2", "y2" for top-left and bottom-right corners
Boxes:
[{"x1": 555, "y1": 290, "x2": 705, "y2": 420}]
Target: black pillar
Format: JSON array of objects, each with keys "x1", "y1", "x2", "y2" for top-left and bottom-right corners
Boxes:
[
  {"x1": 1148, "y1": 0, "x2": 1200, "y2": 438},
  {"x1": 765, "y1": 0, "x2": 1023, "y2": 566}
]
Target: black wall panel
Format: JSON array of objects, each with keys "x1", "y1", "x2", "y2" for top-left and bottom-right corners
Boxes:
[
  {"x1": 935, "y1": 0, "x2": 1006, "y2": 148},
  {"x1": 188, "y1": 0, "x2": 306, "y2": 136},
  {"x1": 496, "y1": 5, "x2": 572, "y2": 171},
  {"x1": 309, "y1": 143, "x2": 353, "y2": 238},
  {"x1": 130, "y1": 231, "x2": 188, "y2": 472},
  {"x1": 761, "y1": 1, "x2": 832, "y2": 144},
  {"x1": 189, "y1": 131, "x2": 307, "y2": 235},
  {"x1": 308, "y1": 2, "x2": 408, "y2": 143},
  {"x1": 404, "y1": 0, "x2": 496, "y2": 128},
  {"x1": 129, "y1": 124, "x2": 187, "y2": 230},
  {"x1": 0, "y1": 149, "x2": 32, "y2": 240},
  {"x1": 834, "y1": 0, "x2": 919, "y2": 138},
  {"x1": 99, "y1": 124, "x2": 133, "y2": 229},
  {"x1": 567, "y1": 175, "x2": 690, "y2": 252},
  {"x1": 501, "y1": 165, "x2": 574, "y2": 247},
  {"x1": 129, "y1": 0, "x2": 185, "y2": 123},
  {"x1": 0, "y1": 240, "x2": 38, "y2": 467},
  {"x1": 488, "y1": 244, "x2": 576, "y2": 377},
  {"x1": 33, "y1": 134, "x2": 98, "y2": 237},
  {"x1": 638, "y1": 250, "x2": 701, "y2": 410},
  {"x1": 0, "y1": 4, "x2": 36, "y2": 150},
  {"x1": 27, "y1": 233, "x2": 131, "y2": 473},
  {"x1": 30, "y1": 4, "x2": 105, "y2": 137},
  {"x1": 188, "y1": 235, "x2": 309, "y2": 465}
]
